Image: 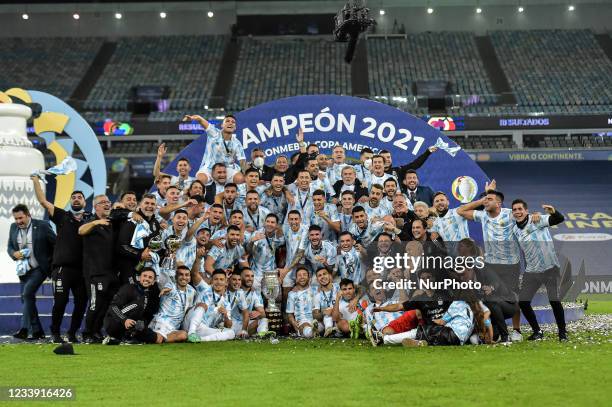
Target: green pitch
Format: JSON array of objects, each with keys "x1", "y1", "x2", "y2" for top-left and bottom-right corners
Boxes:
[{"x1": 1, "y1": 298, "x2": 610, "y2": 406}]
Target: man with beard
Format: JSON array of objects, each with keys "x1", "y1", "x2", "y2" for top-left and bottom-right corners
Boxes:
[
  {"x1": 79, "y1": 195, "x2": 127, "y2": 343},
  {"x1": 261, "y1": 173, "x2": 291, "y2": 221},
  {"x1": 161, "y1": 209, "x2": 190, "y2": 242},
  {"x1": 332, "y1": 166, "x2": 369, "y2": 204},
  {"x1": 349, "y1": 206, "x2": 397, "y2": 248},
  {"x1": 154, "y1": 143, "x2": 195, "y2": 191},
  {"x1": 306, "y1": 157, "x2": 334, "y2": 199},
  {"x1": 186, "y1": 269, "x2": 235, "y2": 342},
  {"x1": 336, "y1": 231, "x2": 365, "y2": 284},
  {"x1": 382, "y1": 146, "x2": 437, "y2": 182},
  {"x1": 302, "y1": 225, "x2": 337, "y2": 284},
  {"x1": 286, "y1": 170, "x2": 315, "y2": 221},
  {"x1": 402, "y1": 170, "x2": 435, "y2": 206},
  {"x1": 185, "y1": 114, "x2": 246, "y2": 185},
  {"x1": 363, "y1": 184, "x2": 394, "y2": 222},
  {"x1": 158, "y1": 186, "x2": 190, "y2": 220},
  {"x1": 411, "y1": 219, "x2": 446, "y2": 259},
  {"x1": 149, "y1": 265, "x2": 196, "y2": 343},
  {"x1": 115, "y1": 194, "x2": 161, "y2": 285},
  {"x1": 211, "y1": 210, "x2": 253, "y2": 248},
  {"x1": 31, "y1": 176, "x2": 89, "y2": 343},
  {"x1": 312, "y1": 267, "x2": 340, "y2": 337},
  {"x1": 102, "y1": 267, "x2": 161, "y2": 344},
  {"x1": 457, "y1": 186, "x2": 523, "y2": 341},
  {"x1": 431, "y1": 192, "x2": 470, "y2": 254},
  {"x1": 226, "y1": 273, "x2": 250, "y2": 338},
  {"x1": 364, "y1": 284, "x2": 404, "y2": 337},
  {"x1": 278, "y1": 210, "x2": 309, "y2": 296},
  {"x1": 242, "y1": 190, "x2": 271, "y2": 233},
  {"x1": 247, "y1": 213, "x2": 285, "y2": 291},
  {"x1": 199, "y1": 203, "x2": 225, "y2": 237},
  {"x1": 219, "y1": 183, "x2": 240, "y2": 220},
  {"x1": 177, "y1": 210, "x2": 213, "y2": 277},
  {"x1": 382, "y1": 178, "x2": 407, "y2": 212},
  {"x1": 205, "y1": 225, "x2": 249, "y2": 276},
  {"x1": 307, "y1": 190, "x2": 340, "y2": 241},
  {"x1": 203, "y1": 163, "x2": 228, "y2": 205},
  {"x1": 326, "y1": 145, "x2": 348, "y2": 185},
  {"x1": 238, "y1": 268, "x2": 269, "y2": 336},
  {"x1": 287, "y1": 267, "x2": 318, "y2": 338}
]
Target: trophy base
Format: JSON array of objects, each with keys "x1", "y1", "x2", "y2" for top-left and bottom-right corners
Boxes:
[{"x1": 265, "y1": 310, "x2": 283, "y2": 334}]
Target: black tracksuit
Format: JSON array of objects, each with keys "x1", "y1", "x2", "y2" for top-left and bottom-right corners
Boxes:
[
  {"x1": 103, "y1": 282, "x2": 160, "y2": 343},
  {"x1": 49, "y1": 208, "x2": 92, "y2": 336}
]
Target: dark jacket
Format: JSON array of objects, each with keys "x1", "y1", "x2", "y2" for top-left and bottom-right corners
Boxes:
[
  {"x1": 403, "y1": 185, "x2": 435, "y2": 206},
  {"x1": 387, "y1": 149, "x2": 433, "y2": 182},
  {"x1": 115, "y1": 211, "x2": 161, "y2": 281},
  {"x1": 332, "y1": 178, "x2": 369, "y2": 201},
  {"x1": 105, "y1": 282, "x2": 160, "y2": 326},
  {"x1": 7, "y1": 218, "x2": 56, "y2": 276}
]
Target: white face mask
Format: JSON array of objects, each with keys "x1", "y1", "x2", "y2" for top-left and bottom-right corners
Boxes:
[
  {"x1": 253, "y1": 157, "x2": 264, "y2": 168},
  {"x1": 363, "y1": 159, "x2": 372, "y2": 170}
]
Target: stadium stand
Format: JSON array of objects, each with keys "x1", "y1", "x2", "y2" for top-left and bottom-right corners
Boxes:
[
  {"x1": 449, "y1": 135, "x2": 516, "y2": 150},
  {"x1": 487, "y1": 30, "x2": 612, "y2": 112},
  {"x1": 105, "y1": 140, "x2": 189, "y2": 156},
  {"x1": 0, "y1": 37, "x2": 103, "y2": 100},
  {"x1": 367, "y1": 33, "x2": 495, "y2": 105},
  {"x1": 226, "y1": 37, "x2": 351, "y2": 110},
  {"x1": 85, "y1": 35, "x2": 227, "y2": 112},
  {"x1": 524, "y1": 134, "x2": 612, "y2": 149}
]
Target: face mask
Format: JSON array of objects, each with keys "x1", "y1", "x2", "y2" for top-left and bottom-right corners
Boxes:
[
  {"x1": 363, "y1": 159, "x2": 372, "y2": 170},
  {"x1": 253, "y1": 157, "x2": 264, "y2": 168}
]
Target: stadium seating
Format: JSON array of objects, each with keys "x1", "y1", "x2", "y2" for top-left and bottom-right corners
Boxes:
[
  {"x1": 367, "y1": 33, "x2": 494, "y2": 103},
  {"x1": 105, "y1": 140, "x2": 189, "y2": 156},
  {"x1": 0, "y1": 37, "x2": 103, "y2": 100},
  {"x1": 489, "y1": 30, "x2": 612, "y2": 110},
  {"x1": 524, "y1": 134, "x2": 612, "y2": 149},
  {"x1": 449, "y1": 135, "x2": 516, "y2": 150},
  {"x1": 226, "y1": 37, "x2": 352, "y2": 110},
  {"x1": 85, "y1": 35, "x2": 227, "y2": 111}
]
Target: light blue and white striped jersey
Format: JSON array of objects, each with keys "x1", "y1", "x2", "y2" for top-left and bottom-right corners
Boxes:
[
  {"x1": 236, "y1": 184, "x2": 268, "y2": 208},
  {"x1": 338, "y1": 297, "x2": 359, "y2": 321},
  {"x1": 441, "y1": 300, "x2": 474, "y2": 344},
  {"x1": 249, "y1": 233, "x2": 285, "y2": 276},
  {"x1": 432, "y1": 208, "x2": 470, "y2": 242},
  {"x1": 286, "y1": 185, "x2": 315, "y2": 221},
  {"x1": 242, "y1": 206, "x2": 271, "y2": 231},
  {"x1": 282, "y1": 224, "x2": 309, "y2": 267},
  {"x1": 201, "y1": 289, "x2": 234, "y2": 328},
  {"x1": 286, "y1": 288, "x2": 315, "y2": 322},
  {"x1": 261, "y1": 192, "x2": 289, "y2": 221},
  {"x1": 306, "y1": 203, "x2": 340, "y2": 241},
  {"x1": 311, "y1": 283, "x2": 340, "y2": 310},
  {"x1": 311, "y1": 177, "x2": 335, "y2": 200},
  {"x1": 336, "y1": 247, "x2": 364, "y2": 284},
  {"x1": 152, "y1": 190, "x2": 167, "y2": 208},
  {"x1": 473, "y1": 208, "x2": 520, "y2": 265},
  {"x1": 243, "y1": 289, "x2": 264, "y2": 312},
  {"x1": 348, "y1": 221, "x2": 384, "y2": 247},
  {"x1": 227, "y1": 289, "x2": 249, "y2": 323},
  {"x1": 303, "y1": 240, "x2": 337, "y2": 275},
  {"x1": 207, "y1": 243, "x2": 246, "y2": 271},
  {"x1": 366, "y1": 300, "x2": 404, "y2": 331},
  {"x1": 199, "y1": 219, "x2": 224, "y2": 238},
  {"x1": 176, "y1": 236, "x2": 198, "y2": 270},
  {"x1": 368, "y1": 172, "x2": 397, "y2": 190},
  {"x1": 170, "y1": 175, "x2": 196, "y2": 191},
  {"x1": 353, "y1": 163, "x2": 371, "y2": 185},
  {"x1": 326, "y1": 163, "x2": 348, "y2": 186},
  {"x1": 363, "y1": 201, "x2": 393, "y2": 220},
  {"x1": 161, "y1": 225, "x2": 188, "y2": 243},
  {"x1": 339, "y1": 211, "x2": 354, "y2": 232},
  {"x1": 212, "y1": 228, "x2": 253, "y2": 249},
  {"x1": 199, "y1": 124, "x2": 245, "y2": 172},
  {"x1": 512, "y1": 214, "x2": 559, "y2": 273},
  {"x1": 155, "y1": 282, "x2": 196, "y2": 329}
]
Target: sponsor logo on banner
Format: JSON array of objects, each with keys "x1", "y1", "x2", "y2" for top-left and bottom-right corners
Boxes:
[{"x1": 553, "y1": 233, "x2": 612, "y2": 242}]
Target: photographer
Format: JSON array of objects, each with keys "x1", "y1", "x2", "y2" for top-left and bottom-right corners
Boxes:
[{"x1": 102, "y1": 268, "x2": 161, "y2": 344}]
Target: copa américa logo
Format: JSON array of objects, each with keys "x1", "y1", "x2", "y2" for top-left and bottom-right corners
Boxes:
[{"x1": 452, "y1": 175, "x2": 478, "y2": 203}]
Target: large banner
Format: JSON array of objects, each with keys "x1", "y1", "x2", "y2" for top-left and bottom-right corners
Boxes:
[{"x1": 164, "y1": 95, "x2": 490, "y2": 212}]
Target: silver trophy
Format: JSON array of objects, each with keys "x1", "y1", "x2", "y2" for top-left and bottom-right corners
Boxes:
[
  {"x1": 135, "y1": 234, "x2": 163, "y2": 272},
  {"x1": 161, "y1": 234, "x2": 183, "y2": 273},
  {"x1": 262, "y1": 271, "x2": 281, "y2": 313}
]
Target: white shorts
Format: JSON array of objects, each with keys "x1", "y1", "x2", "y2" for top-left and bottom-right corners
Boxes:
[
  {"x1": 149, "y1": 317, "x2": 180, "y2": 340},
  {"x1": 198, "y1": 166, "x2": 240, "y2": 182}
]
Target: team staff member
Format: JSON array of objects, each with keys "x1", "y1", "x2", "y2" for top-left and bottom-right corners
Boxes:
[
  {"x1": 79, "y1": 195, "x2": 127, "y2": 344},
  {"x1": 31, "y1": 175, "x2": 90, "y2": 343},
  {"x1": 115, "y1": 194, "x2": 161, "y2": 285},
  {"x1": 102, "y1": 268, "x2": 162, "y2": 344}
]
